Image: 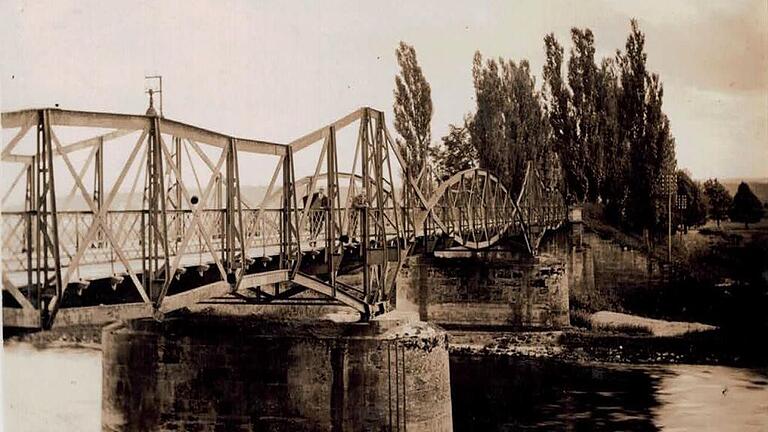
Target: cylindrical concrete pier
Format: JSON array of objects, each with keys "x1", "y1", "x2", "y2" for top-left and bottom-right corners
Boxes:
[{"x1": 102, "y1": 314, "x2": 452, "y2": 431}]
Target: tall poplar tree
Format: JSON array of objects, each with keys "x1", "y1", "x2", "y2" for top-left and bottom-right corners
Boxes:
[
  {"x1": 393, "y1": 42, "x2": 433, "y2": 183},
  {"x1": 596, "y1": 58, "x2": 627, "y2": 222},
  {"x1": 568, "y1": 28, "x2": 601, "y2": 201},
  {"x1": 618, "y1": 19, "x2": 676, "y2": 230},
  {"x1": 471, "y1": 51, "x2": 550, "y2": 193},
  {"x1": 542, "y1": 34, "x2": 575, "y2": 201}
]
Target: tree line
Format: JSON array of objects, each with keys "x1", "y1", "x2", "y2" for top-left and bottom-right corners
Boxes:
[
  {"x1": 393, "y1": 20, "x2": 764, "y2": 234},
  {"x1": 702, "y1": 178, "x2": 765, "y2": 229}
]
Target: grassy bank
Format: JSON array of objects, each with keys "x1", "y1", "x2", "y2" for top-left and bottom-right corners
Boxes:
[
  {"x1": 450, "y1": 327, "x2": 768, "y2": 367},
  {"x1": 571, "y1": 204, "x2": 768, "y2": 363}
]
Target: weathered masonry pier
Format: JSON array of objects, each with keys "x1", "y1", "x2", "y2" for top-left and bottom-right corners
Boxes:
[
  {"x1": 397, "y1": 251, "x2": 569, "y2": 328},
  {"x1": 102, "y1": 313, "x2": 453, "y2": 431}
]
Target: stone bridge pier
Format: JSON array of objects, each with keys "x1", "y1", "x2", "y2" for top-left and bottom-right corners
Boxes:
[
  {"x1": 393, "y1": 211, "x2": 583, "y2": 329},
  {"x1": 395, "y1": 247, "x2": 570, "y2": 329},
  {"x1": 102, "y1": 313, "x2": 453, "y2": 431}
]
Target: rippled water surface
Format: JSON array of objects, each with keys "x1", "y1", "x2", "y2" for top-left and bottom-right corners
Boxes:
[
  {"x1": 451, "y1": 354, "x2": 768, "y2": 431},
  {"x1": 3, "y1": 343, "x2": 767, "y2": 431}
]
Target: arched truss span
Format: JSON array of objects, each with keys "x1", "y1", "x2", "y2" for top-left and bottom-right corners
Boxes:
[
  {"x1": 415, "y1": 168, "x2": 526, "y2": 250},
  {"x1": 410, "y1": 162, "x2": 567, "y2": 253},
  {"x1": 515, "y1": 162, "x2": 568, "y2": 253}
]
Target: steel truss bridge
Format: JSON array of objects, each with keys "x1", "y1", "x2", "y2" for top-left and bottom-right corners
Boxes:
[{"x1": 1, "y1": 107, "x2": 566, "y2": 328}]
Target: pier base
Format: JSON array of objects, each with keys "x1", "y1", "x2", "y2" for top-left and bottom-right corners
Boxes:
[{"x1": 102, "y1": 313, "x2": 452, "y2": 431}]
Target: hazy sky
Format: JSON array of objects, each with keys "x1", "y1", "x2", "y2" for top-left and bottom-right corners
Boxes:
[{"x1": 1, "y1": 0, "x2": 766, "y2": 180}]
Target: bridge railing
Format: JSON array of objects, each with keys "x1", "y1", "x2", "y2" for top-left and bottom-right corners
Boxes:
[{"x1": 1, "y1": 208, "x2": 291, "y2": 273}]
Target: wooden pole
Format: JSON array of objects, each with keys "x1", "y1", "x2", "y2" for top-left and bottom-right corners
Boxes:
[{"x1": 668, "y1": 188, "x2": 672, "y2": 262}]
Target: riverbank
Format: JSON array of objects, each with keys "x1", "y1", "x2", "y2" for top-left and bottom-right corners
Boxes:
[
  {"x1": 446, "y1": 310, "x2": 764, "y2": 368},
  {"x1": 576, "y1": 204, "x2": 768, "y2": 333},
  {"x1": 450, "y1": 327, "x2": 767, "y2": 367},
  {"x1": 3, "y1": 324, "x2": 102, "y2": 350},
  {"x1": 5, "y1": 311, "x2": 765, "y2": 367}
]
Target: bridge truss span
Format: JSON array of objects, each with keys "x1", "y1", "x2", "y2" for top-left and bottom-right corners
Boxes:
[
  {"x1": 1, "y1": 106, "x2": 567, "y2": 328},
  {"x1": 515, "y1": 162, "x2": 569, "y2": 253},
  {"x1": 416, "y1": 168, "x2": 523, "y2": 250}
]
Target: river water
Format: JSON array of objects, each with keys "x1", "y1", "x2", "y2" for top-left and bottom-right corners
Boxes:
[
  {"x1": 451, "y1": 354, "x2": 768, "y2": 431},
  {"x1": 3, "y1": 343, "x2": 767, "y2": 431}
]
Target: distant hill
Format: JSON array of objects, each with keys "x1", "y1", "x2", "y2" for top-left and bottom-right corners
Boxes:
[{"x1": 720, "y1": 179, "x2": 768, "y2": 204}]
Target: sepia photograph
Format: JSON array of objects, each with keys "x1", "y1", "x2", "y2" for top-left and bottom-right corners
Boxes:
[{"x1": 1, "y1": 1, "x2": 767, "y2": 430}]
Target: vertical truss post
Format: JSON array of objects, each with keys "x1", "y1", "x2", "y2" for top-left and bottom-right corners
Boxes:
[
  {"x1": 93, "y1": 137, "x2": 104, "y2": 247},
  {"x1": 215, "y1": 173, "x2": 224, "y2": 265},
  {"x1": 146, "y1": 116, "x2": 170, "y2": 303},
  {"x1": 357, "y1": 108, "x2": 393, "y2": 306},
  {"x1": 25, "y1": 161, "x2": 35, "y2": 303},
  {"x1": 281, "y1": 147, "x2": 300, "y2": 276},
  {"x1": 36, "y1": 110, "x2": 63, "y2": 327},
  {"x1": 141, "y1": 204, "x2": 147, "y2": 288},
  {"x1": 359, "y1": 110, "x2": 371, "y2": 301},
  {"x1": 175, "y1": 137, "x2": 182, "y2": 208},
  {"x1": 225, "y1": 141, "x2": 235, "y2": 272},
  {"x1": 377, "y1": 110, "x2": 403, "y2": 299},
  {"x1": 35, "y1": 116, "x2": 44, "y2": 318},
  {"x1": 326, "y1": 126, "x2": 339, "y2": 294},
  {"x1": 372, "y1": 112, "x2": 388, "y2": 297},
  {"x1": 225, "y1": 138, "x2": 246, "y2": 285},
  {"x1": 280, "y1": 153, "x2": 289, "y2": 275},
  {"x1": 171, "y1": 137, "x2": 183, "y2": 249},
  {"x1": 145, "y1": 128, "x2": 155, "y2": 296}
]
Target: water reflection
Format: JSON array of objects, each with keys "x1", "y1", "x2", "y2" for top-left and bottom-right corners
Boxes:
[
  {"x1": 653, "y1": 365, "x2": 768, "y2": 431},
  {"x1": 3, "y1": 343, "x2": 767, "y2": 431},
  {"x1": 450, "y1": 354, "x2": 768, "y2": 432}
]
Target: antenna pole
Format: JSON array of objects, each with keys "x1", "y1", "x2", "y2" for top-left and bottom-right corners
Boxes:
[{"x1": 144, "y1": 75, "x2": 163, "y2": 117}]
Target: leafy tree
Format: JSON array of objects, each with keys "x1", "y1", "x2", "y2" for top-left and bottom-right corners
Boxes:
[
  {"x1": 471, "y1": 52, "x2": 506, "y2": 185},
  {"x1": 596, "y1": 58, "x2": 627, "y2": 223},
  {"x1": 645, "y1": 74, "x2": 677, "y2": 229},
  {"x1": 544, "y1": 31, "x2": 625, "y2": 209},
  {"x1": 393, "y1": 42, "x2": 433, "y2": 182},
  {"x1": 618, "y1": 19, "x2": 676, "y2": 231},
  {"x1": 431, "y1": 115, "x2": 476, "y2": 180},
  {"x1": 500, "y1": 58, "x2": 551, "y2": 192},
  {"x1": 471, "y1": 51, "x2": 550, "y2": 193},
  {"x1": 703, "y1": 178, "x2": 732, "y2": 227},
  {"x1": 675, "y1": 170, "x2": 707, "y2": 230},
  {"x1": 567, "y1": 28, "x2": 602, "y2": 201},
  {"x1": 538, "y1": 149, "x2": 565, "y2": 192},
  {"x1": 543, "y1": 34, "x2": 578, "y2": 202},
  {"x1": 729, "y1": 182, "x2": 764, "y2": 228}
]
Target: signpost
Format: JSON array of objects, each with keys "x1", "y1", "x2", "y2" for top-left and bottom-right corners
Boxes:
[
  {"x1": 659, "y1": 173, "x2": 677, "y2": 262},
  {"x1": 676, "y1": 194, "x2": 688, "y2": 233}
]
